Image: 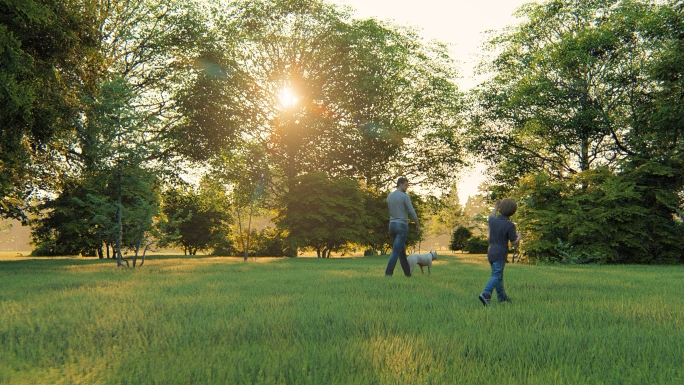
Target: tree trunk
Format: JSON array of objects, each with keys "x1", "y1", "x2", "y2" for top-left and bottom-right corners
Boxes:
[
  {"x1": 245, "y1": 199, "x2": 255, "y2": 261},
  {"x1": 140, "y1": 246, "x2": 148, "y2": 267},
  {"x1": 235, "y1": 203, "x2": 247, "y2": 261},
  {"x1": 115, "y1": 194, "x2": 128, "y2": 268},
  {"x1": 133, "y1": 228, "x2": 143, "y2": 267},
  {"x1": 140, "y1": 245, "x2": 148, "y2": 267},
  {"x1": 580, "y1": 135, "x2": 590, "y2": 172}
]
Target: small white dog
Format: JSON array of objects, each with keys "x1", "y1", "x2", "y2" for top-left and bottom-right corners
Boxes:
[{"x1": 407, "y1": 250, "x2": 437, "y2": 275}]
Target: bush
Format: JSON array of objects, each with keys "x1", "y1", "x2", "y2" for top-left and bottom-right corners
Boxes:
[
  {"x1": 464, "y1": 235, "x2": 489, "y2": 254},
  {"x1": 211, "y1": 239, "x2": 237, "y2": 256},
  {"x1": 254, "y1": 228, "x2": 296, "y2": 257},
  {"x1": 515, "y1": 165, "x2": 684, "y2": 264},
  {"x1": 30, "y1": 241, "x2": 61, "y2": 256},
  {"x1": 449, "y1": 226, "x2": 472, "y2": 252}
]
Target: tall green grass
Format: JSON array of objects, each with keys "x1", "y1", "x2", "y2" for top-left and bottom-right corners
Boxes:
[{"x1": 1, "y1": 255, "x2": 682, "y2": 384}]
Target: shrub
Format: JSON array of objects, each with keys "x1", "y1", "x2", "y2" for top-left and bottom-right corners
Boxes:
[
  {"x1": 449, "y1": 226, "x2": 472, "y2": 252},
  {"x1": 515, "y1": 165, "x2": 684, "y2": 264},
  {"x1": 464, "y1": 235, "x2": 489, "y2": 254}
]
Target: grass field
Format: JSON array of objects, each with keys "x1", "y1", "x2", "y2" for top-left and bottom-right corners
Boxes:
[{"x1": 1, "y1": 254, "x2": 683, "y2": 384}]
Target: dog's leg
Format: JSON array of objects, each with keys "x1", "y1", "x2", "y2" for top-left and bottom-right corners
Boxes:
[
  {"x1": 427, "y1": 262, "x2": 431, "y2": 275},
  {"x1": 419, "y1": 265, "x2": 424, "y2": 274}
]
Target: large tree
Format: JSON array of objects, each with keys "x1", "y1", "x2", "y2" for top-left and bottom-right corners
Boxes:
[
  {"x1": 0, "y1": 0, "x2": 100, "y2": 221},
  {"x1": 470, "y1": 0, "x2": 667, "y2": 191},
  {"x1": 158, "y1": 182, "x2": 232, "y2": 256},
  {"x1": 472, "y1": 0, "x2": 684, "y2": 263},
  {"x1": 276, "y1": 172, "x2": 366, "y2": 258},
  {"x1": 192, "y1": 0, "x2": 465, "y2": 193}
]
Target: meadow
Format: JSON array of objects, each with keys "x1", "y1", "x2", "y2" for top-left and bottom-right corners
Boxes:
[{"x1": 1, "y1": 253, "x2": 682, "y2": 384}]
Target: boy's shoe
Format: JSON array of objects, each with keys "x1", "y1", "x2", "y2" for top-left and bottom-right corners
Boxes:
[
  {"x1": 478, "y1": 293, "x2": 491, "y2": 306},
  {"x1": 499, "y1": 296, "x2": 512, "y2": 303}
]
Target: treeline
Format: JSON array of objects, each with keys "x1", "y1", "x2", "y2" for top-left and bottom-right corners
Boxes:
[
  {"x1": 0, "y1": 0, "x2": 464, "y2": 263},
  {"x1": 1, "y1": 0, "x2": 682, "y2": 264},
  {"x1": 470, "y1": 0, "x2": 684, "y2": 263}
]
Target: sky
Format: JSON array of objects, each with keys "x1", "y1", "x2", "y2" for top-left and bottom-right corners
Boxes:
[{"x1": 330, "y1": 0, "x2": 531, "y2": 203}]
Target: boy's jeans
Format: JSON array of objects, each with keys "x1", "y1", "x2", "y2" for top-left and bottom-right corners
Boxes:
[
  {"x1": 385, "y1": 222, "x2": 410, "y2": 276},
  {"x1": 484, "y1": 260, "x2": 506, "y2": 298}
]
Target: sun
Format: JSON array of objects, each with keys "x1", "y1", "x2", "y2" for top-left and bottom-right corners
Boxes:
[{"x1": 278, "y1": 87, "x2": 299, "y2": 108}]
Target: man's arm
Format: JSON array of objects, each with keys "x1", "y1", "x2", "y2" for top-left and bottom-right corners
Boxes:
[{"x1": 405, "y1": 194, "x2": 420, "y2": 232}]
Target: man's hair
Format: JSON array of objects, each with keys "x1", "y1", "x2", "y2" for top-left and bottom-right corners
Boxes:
[
  {"x1": 396, "y1": 177, "x2": 408, "y2": 187},
  {"x1": 499, "y1": 198, "x2": 517, "y2": 217}
]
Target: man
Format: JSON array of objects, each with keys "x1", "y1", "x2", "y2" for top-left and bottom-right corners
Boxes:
[{"x1": 385, "y1": 177, "x2": 421, "y2": 276}]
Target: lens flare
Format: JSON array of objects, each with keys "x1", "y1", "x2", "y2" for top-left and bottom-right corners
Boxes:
[{"x1": 278, "y1": 87, "x2": 299, "y2": 108}]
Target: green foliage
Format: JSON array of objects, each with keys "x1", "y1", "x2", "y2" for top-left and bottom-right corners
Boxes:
[
  {"x1": 31, "y1": 167, "x2": 160, "y2": 257},
  {"x1": 277, "y1": 172, "x2": 366, "y2": 258},
  {"x1": 471, "y1": 0, "x2": 684, "y2": 193},
  {"x1": 464, "y1": 235, "x2": 489, "y2": 254},
  {"x1": 97, "y1": 0, "x2": 210, "y2": 166},
  {"x1": 425, "y1": 185, "x2": 466, "y2": 237},
  {"x1": 199, "y1": 0, "x2": 464, "y2": 190},
  {"x1": 449, "y1": 226, "x2": 472, "y2": 252},
  {"x1": 208, "y1": 144, "x2": 271, "y2": 260},
  {"x1": 405, "y1": 191, "x2": 426, "y2": 248},
  {"x1": 0, "y1": 0, "x2": 100, "y2": 221},
  {"x1": 251, "y1": 227, "x2": 296, "y2": 258},
  {"x1": 158, "y1": 183, "x2": 232, "y2": 255},
  {"x1": 516, "y1": 166, "x2": 684, "y2": 264},
  {"x1": 358, "y1": 188, "x2": 393, "y2": 255},
  {"x1": 471, "y1": 0, "x2": 684, "y2": 265}
]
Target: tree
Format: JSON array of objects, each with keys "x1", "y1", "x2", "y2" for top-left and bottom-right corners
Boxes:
[
  {"x1": 464, "y1": 235, "x2": 489, "y2": 254},
  {"x1": 193, "y1": 0, "x2": 465, "y2": 191},
  {"x1": 31, "y1": 167, "x2": 159, "y2": 260},
  {"x1": 92, "y1": 0, "x2": 211, "y2": 166},
  {"x1": 359, "y1": 188, "x2": 393, "y2": 255},
  {"x1": 449, "y1": 226, "x2": 472, "y2": 253},
  {"x1": 209, "y1": 144, "x2": 271, "y2": 261},
  {"x1": 158, "y1": 183, "x2": 232, "y2": 255},
  {"x1": 425, "y1": 184, "x2": 466, "y2": 237},
  {"x1": 277, "y1": 172, "x2": 366, "y2": 258},
  {"x1": 470, "y1": 0, "x2": 683, "y2": 264},
  {"x1": 470, "y1": 0, "x2": 663, "y2": 190},
  {"x1": 514, "y1": 167, "x2": 683, "y2": 264},
  {"x1": 0, "y1": 0, "x2": 101, "y2": 221}
]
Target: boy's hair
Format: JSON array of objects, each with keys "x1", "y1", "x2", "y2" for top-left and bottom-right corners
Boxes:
[
  {"x1": 499, "y1": 198, "x2": 517, "y2": 217},
  {"x1": 396, "y1": 177, "x2": 408, "y2": 187}
]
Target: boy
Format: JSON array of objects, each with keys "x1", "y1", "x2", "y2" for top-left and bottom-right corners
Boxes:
[{"x1": 478, "y1": 199, "x2": 522, "y2": 306}]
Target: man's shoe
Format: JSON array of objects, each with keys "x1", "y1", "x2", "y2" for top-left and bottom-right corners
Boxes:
[
  {"x1": 499, "y1": 296, "x2": 512, "y2": 303},
  {"x1": 478, "y1": 293, "x2": 491, "y2": 306}
]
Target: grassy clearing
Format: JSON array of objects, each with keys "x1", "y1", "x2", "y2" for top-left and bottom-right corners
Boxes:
[{"x1": 1, "y1": 254, "x2": 683, "y2": 384}]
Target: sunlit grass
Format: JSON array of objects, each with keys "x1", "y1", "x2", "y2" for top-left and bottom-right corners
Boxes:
[{"x1": 1, "y1": 255, "x2": 682, "y2": 384}]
